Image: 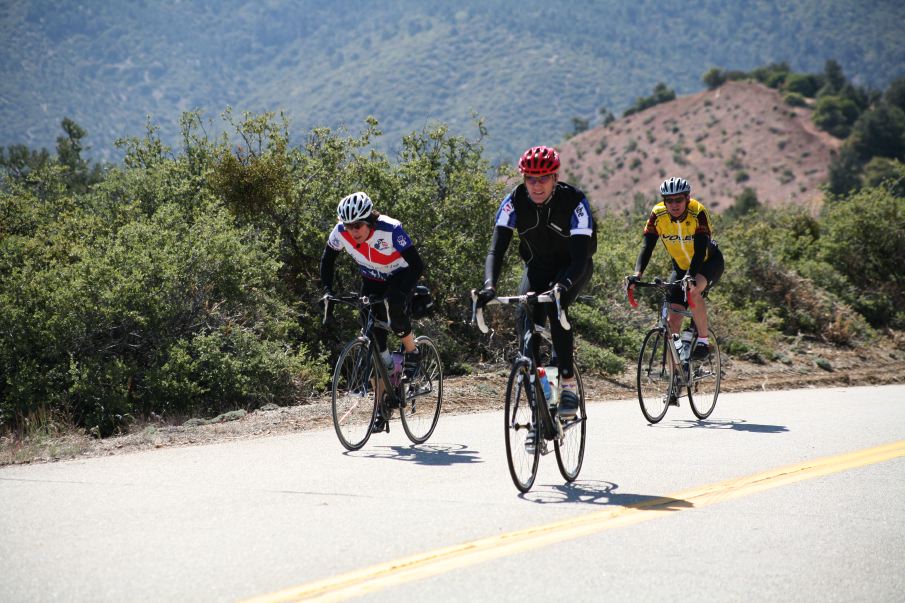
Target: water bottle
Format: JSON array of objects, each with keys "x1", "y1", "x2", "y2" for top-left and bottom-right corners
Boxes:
[
  {"x1": 680, "y1": 330, "x2": 694, "y2": 360},
  {"x1": 673, "y1": 333, "x2": 684, "y2": 358},
  {"x1": 389, "y1": 351, "x2": 404, "y2": 386},
  {"x1": 537, "y1": 367, "x2": 553, "y2": 402},
  {"x1": 545, "y1": 365, "x2": 559, "y2": 405}
]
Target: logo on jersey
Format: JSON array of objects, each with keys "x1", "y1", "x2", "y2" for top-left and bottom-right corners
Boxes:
[
  {"x1": 374, "y1": 239, "x2": 390, "y2": 251},
  {"x1": 396, "y1": 234, "x2": 409, "y2": 248}
]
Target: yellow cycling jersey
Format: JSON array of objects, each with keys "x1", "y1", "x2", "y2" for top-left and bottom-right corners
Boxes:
[{"x1": 643, "y1": 198, "x2": 713, "y2": 271}]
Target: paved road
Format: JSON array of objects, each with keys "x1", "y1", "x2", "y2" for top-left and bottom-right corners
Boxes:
[{"x1": 2, "y1": 385, "x2": 904, "y2": 602}]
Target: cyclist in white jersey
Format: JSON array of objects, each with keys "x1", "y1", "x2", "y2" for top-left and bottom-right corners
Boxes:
[{"x1": 320, "y1": 192, "x2": 425, "y2": 408}]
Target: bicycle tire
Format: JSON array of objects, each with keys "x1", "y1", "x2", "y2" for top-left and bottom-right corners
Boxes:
[
  {"x1": 555, "y1": 365, "x2": 586, "y2": 482},
  {"x1": 688, "y1": 329, "x2": 721, "y2": 420},
  {"x1": 399, "y1": 336, "x2": 443, "y2": 444},
  {"x1": 504, "y1": 360, "x2": 540, "y2": 493},
  {"x1": 331, "y1": 339, "x2": 378, "y2": 451},
  {"x1": 637, "y1": 328, "x2": 673, "y2": 424}
]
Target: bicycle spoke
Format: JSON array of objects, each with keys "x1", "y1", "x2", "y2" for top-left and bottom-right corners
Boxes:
[
  {"x1": 637, "y1": 328, "x2": 672, "y2": 423},
  {"x1": 555, "y1": 367, "x2": 586, "y2": 482},
  {"x1": 400, "y1": 336, "x2": 443, "y2": 444},
  {"x1": 688, "y1": 331, "x2": 721, "y2": 419},
  {"x1": 331, "y1": 340, "x2": 377, "y2": 450},
  {"x1": 505, "y1": 363, "x2": 539, "y2": 492}
]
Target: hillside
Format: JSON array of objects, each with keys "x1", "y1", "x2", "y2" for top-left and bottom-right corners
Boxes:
[
  {"x1": 2, "y1": 0, "x2": 904, "y2": 162},
  {"x1": 560, "y1": 81, "x2": 842, "y2": 214}
]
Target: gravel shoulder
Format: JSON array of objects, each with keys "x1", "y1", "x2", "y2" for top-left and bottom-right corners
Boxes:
[{"x1": 3, "y1": 335, "x2": 904, "y2": 465}]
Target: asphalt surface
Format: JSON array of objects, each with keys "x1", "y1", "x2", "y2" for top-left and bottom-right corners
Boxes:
[{"x1": 2, "y1": 385, "x2": 904, "y2": 602}]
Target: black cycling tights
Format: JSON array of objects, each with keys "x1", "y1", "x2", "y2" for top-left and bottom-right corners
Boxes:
[
  {"x1": 515, "y1": 261, "x2": 591, "y2": 379},
  {"x1": 360, "y1": 278, "x2": 413, "y2": 352}
]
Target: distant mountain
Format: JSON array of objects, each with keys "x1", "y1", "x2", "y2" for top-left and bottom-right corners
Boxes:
[
  {"x1": 2, "y1": 0, "x2": 904, "y2": 162},
  {"x1": 560, "y1": 81, "x2": 841, "y2": 214}
]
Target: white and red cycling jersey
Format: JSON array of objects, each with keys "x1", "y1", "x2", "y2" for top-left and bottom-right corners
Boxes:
[{"x1": 326, "y1": 215, "x2": 414, "y2": 282}]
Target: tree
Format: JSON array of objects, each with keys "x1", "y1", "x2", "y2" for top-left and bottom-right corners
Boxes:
[
  {"x1": 884, "y1": 77, "x2": 905, "y2": 113},
  {"x1": 723, "y1": 187, "x2": 761, "y2": 220},
  {"x1": 827, "y1": 144, "x2": 863, "y2": 195},
  {"x1": 0, "y1": 144, "x2": 51, "y2": 182},
  {"x1": 812, "y1": 95, "x2": 860, "y2": 138},
  {"x1": 784, "y1": 73, "x2": 821, "y2": 98},
  {"x1": 820, "y1": 59, "x2": 846, "y2": 96},
  {"x1": 55, "y1": 117, "x2": 104, "y2": 193},
  {"x1": 568, "y1": 116, "x2": 590, "y2": 138},
  {"x1": 702, "y1": 67, "x2": 726, "y2": 90},
  {"x1": 862, "y1": 157, "x2": 905, "y2": 196},
  {"x1": 850, "y1": 104, "x2": 905, "y2": 161},
  {"x1": 598, "y1": 106, "x2": 615, "y2": 126}
]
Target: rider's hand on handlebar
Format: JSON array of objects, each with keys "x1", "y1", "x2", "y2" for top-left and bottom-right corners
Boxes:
[
  {"x1": 552, "y1": 281, "x2": 569, "y2": 298},
  {"x1": 475, "y1": 286, "x2": 496, "y2": 308},
  {"x1": 625, "y1": 274, "x2": 641, "y2": 288}
]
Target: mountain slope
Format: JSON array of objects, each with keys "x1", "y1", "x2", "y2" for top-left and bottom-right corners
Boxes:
[
  {"x1": 1, "y1": 0, "x2": 903, "y2": 162},
  {"x1": 560, "y1": 81, "x2": 842, "y2": 214}
]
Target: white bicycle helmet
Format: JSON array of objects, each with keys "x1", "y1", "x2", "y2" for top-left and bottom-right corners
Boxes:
[
  {"x1": 337, "y1": 191, "x2": 373, "y2": 223},
  {"x1": 659, "y1": 177, "x2": 691, "y2": 196}
]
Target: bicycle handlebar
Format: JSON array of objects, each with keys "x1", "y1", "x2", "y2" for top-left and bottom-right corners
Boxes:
[
  {"x1": 320, "y1": 293, "x2": 388, "y2": 324},
  {"x1": 626, "y1": 275, "x2": 696, "y2": 309},
  {"x1": 470, "y1": 288, "x2": 571, "y2": 334}
]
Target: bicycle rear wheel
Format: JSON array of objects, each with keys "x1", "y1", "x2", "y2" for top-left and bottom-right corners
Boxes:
[
  {"x1": 688, "y1": 329, "x2": 721, "y2": 419},
  {"x1": 504, "y1": 361, "x2": 540, "y2": 493},
  {"x1": 400, "y1": 336, "x2": 443, "y2": 444},
  {"x1": 555, "y1": 366, "x2": 586, "y2": 482},
  {"x1": 331, "y1": 339, "x2": 378, "y2": 451},
  {"x1": 637, "y1": 328, "x2": 673, "y2": 424}
]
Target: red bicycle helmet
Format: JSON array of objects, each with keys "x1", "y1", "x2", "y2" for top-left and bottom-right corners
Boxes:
[{"x1": 518, "y1": 146, "x2": 560, "y2": 176}]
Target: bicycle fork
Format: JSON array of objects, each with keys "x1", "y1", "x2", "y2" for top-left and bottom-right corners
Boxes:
[{"x1": 515, "y1": 369, "x2": 563, "y2": 455}]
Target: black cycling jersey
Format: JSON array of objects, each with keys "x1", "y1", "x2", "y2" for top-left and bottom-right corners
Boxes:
[{"x1": 484, "y1": 182, "x2": 596, "y2": 288}]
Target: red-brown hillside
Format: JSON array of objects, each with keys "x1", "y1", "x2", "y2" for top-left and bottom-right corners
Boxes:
[{"x1": 558, "y1": 80, "x2": 842, "y2": 215}]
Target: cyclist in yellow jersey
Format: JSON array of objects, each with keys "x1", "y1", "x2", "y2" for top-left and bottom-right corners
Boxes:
[{"x1": 627, "y1": 177, "x2": 724, "y2": 359}]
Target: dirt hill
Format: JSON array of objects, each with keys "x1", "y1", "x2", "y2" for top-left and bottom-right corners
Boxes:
[{"x1": 559, "y1": 80, "x2": 842, "y2": 215}]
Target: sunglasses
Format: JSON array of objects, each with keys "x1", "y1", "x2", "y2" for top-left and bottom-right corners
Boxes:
[
  {"x1": 524, "y1": 174, "x2": 555, "y2": 185},
  {"x1": 663, "y1": 196, "x2": 686, "y2": 205},
  {"x1": 344, "y1": 221, "x2": 369, "y2": 230}
]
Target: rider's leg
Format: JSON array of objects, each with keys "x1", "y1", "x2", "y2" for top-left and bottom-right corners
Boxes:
[
  {"x1": 688, "y1": 273, "x2": 709, "y2": 342},
  {"x1": 550, "y1": 261, "x2": 592, "y2": 418},
  {"x1": 689, "y1": 246, "x2": 724, "y2": 358}
]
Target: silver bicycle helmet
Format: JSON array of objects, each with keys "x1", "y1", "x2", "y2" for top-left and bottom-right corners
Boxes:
[
  {"x1": 337, "y1": 191, "x2": 373, "y2": 223},
  {"x1": 659, "y1": 177, "x2": 691, "y2": 196}
]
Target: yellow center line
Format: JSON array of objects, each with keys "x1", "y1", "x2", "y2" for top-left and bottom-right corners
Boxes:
[{"x1": 241, "y1": 440, "x2": 905, "y2": 603}]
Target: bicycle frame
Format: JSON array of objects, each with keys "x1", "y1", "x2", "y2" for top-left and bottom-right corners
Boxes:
[
  {"x1": 324, "y1": 294, "x2": 403, "y2": 409},
  {"x1": 628, "y1": 276, "x2": 721, "y2": 422},
  {"x1": 629, "y1": 277, "x2": 695, "y2": 381},
  {"x1": 471, "y1": 290, "x2": 578, "y2": 451}
]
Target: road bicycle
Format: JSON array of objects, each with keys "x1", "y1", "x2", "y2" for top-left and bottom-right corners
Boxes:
[
  {"x1": 471, "y1": 289, "x2": 587, "y2": 493},
  {"x1": 628, "y1": 277, "x2": 721, "y2": 423},
  {"x1": 323, "y1": 293, "x2": 443, "y2": 450}
]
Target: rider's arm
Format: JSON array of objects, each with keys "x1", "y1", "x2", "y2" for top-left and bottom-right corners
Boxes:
[
  {"x1": 387, "y1": 246, "x2": 424, "y2": 292},
  {"x1": 319, "y1": 246, "x2": 340, "y2": 292},
  {"x1": 483, "y1": 226, "x2": 513, "y2": 288},
  {"x1": 688, "y1": 232, "x2": 709, "y2": 278},
  {"x1": 633, "y1": 232, "x2": 659, "y2": 275},
  {"x1": 560, "y1": 234, "x2": 591, "y2": 287}
]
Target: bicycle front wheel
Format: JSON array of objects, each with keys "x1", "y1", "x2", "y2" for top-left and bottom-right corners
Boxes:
[
  {"x1": 505, "y1": 361, "x2": 540, "y2": 493},
  {"x1": 637, "y1": 328, "x2": 673, "y2": 424},
  {"x1": 400, "y1": 336, "x2": 443, "y2": 444},
  {"x1": 555, "y1": 366, "x2": 586, "y2": 482},
  {"x1": 688, "y1": 329, "x2": 721, "y2": 419},
  {"x1": 331, "y1": 339, "x2": 378, "y2": 451}
]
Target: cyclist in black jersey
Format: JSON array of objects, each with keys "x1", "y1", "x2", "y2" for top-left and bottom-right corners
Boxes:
[{"x1": 475, "y1": 146, "x2": 596, "y2": 420}]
